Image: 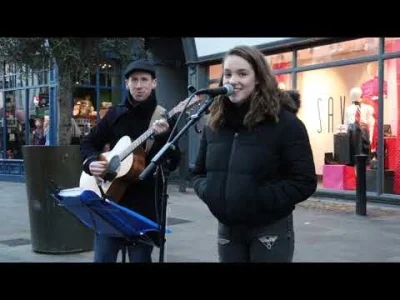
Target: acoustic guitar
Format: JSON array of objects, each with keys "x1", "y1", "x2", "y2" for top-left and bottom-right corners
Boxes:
[{"x1": 79, "y1": 95, "x2": 205, "y2": 203}]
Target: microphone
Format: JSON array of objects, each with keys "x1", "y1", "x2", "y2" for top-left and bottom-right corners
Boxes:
[{"x1": 195, "y1": 84, "x2": 234, "y2": 97}]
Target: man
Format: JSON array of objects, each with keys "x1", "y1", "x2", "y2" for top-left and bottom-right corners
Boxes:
[{"x1": 80, "y1": 59, "x2": 181, "y2": 263}]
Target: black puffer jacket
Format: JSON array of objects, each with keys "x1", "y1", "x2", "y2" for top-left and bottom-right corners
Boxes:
[{"x1": 191, "y1": 93, "x2": 317, "y2": 227}]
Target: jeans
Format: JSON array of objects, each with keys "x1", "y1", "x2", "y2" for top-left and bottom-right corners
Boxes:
[
  {"x1": 93, "y1": 233, "x2": 153, "y2": 263},
  {"x1": 217, "y1": 213, "x2": 294, "y2": 262}
]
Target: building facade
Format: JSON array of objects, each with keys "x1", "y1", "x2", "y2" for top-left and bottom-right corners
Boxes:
[
  {"x1": 0, "y1": 38, "x2": 189, "y2": 184},
  {"x1": 0, "y1": 60, "x2": 125, "y2": 182},
  {"x1": 1, "y1": 37, "x2": 400, "y2": 204},
  {"x1": 182, "y1": 37, "x2": 400, "y2": 203}
]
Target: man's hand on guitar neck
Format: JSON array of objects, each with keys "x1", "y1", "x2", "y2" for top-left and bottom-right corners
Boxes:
[
  {"x1": 151, "y1": 119, "x2": 170, "y2": 135},
  {"x1": 89, "y1": 160, "x2": 108, "y2": 178}
]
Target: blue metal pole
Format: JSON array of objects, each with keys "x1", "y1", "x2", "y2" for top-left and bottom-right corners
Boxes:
[
  {"x1": 24, "y1": 89, "x2": 29, "y2": 146},
  {"x1": 292, "y1": 50, "x2": 297, "y2": 89},
  {"x1": 121, "y1": 69, "x2": 126, "y2": 104},
  {"x1": 2, "y1": 91, "x2": 7, "y2": 159},
  {"x1": 49, "y1": 64, "x2": 58, "y2": 146},
  {"x1": 376, "y1": 38, "x2": 385, "y2": 195},
  {"x1": 96, "y1": 67, "x2": 100, "y2": 124}
]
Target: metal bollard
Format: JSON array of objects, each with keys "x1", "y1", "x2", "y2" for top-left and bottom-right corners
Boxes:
[{"x1": 355, "y1": 154, "x2": 368, "y2": 216}]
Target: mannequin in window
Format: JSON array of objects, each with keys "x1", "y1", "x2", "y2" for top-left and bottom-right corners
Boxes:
[
  {"x1": 344, "y1": 87, "x2": 373, "y2": 166},
  {"x1": 360, "y1": 62, "x2": 387, "y2": 156},
  {"x1": 344, "y1": 87, "x2": 375, "y2": 142}
]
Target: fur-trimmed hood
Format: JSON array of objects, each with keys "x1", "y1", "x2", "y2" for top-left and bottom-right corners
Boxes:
[{"x1": 281, "y1": 89, "x2": 301, "y2": 115}]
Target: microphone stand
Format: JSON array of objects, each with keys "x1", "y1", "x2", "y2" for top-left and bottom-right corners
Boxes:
[
  {"x1": 153, "y1": 157, "x2": 168, "y2": 263},
  {"x1": 138, "y1": 94, "x2": 214, "y2": 263}
]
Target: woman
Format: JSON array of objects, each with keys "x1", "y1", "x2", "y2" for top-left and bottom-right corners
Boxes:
[{"x1": 191, "y1": 45, "x2": 317, "y2": 262}]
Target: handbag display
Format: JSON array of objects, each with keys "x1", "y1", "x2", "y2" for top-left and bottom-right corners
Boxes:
[{"x1": 334, "y1": 133, "x2": 351, "y2": 165}]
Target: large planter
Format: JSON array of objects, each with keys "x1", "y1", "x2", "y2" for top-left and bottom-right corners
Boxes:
[{"x1": 22, "y1": 145, "x2": 93, "y2": 254}]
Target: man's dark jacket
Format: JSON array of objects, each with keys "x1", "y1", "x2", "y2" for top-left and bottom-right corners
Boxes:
[
  {"x1": 80, "y1": 91, "x2": 181, "y2": 229},
  {"x1": 192, "y1": 94, "x2": 317, "y2": 227}
]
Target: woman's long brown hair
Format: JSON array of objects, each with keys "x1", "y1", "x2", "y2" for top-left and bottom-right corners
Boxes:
[{"x1": 208, "y1": 45, "x2": 282, "y2": 130}]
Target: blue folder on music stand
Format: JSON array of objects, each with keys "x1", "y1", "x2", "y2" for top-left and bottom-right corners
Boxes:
[{"x1": 53, "y1": 188, "x2": 171, "y2": 240}]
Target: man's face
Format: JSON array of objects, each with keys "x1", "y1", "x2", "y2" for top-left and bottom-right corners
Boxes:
[{"x1": 125, "y1": 71, "x2": 157, "y2": 102}]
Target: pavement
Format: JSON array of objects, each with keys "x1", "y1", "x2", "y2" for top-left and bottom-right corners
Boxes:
[{"x1": 1, "y1": 181, "x2": 400, "y2": 263}]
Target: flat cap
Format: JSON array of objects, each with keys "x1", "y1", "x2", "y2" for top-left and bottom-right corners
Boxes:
[{"x1": 124, "y1": 59, "x2": 156, "y2": 79}]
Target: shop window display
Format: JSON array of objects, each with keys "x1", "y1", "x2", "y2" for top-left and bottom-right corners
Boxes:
[
  {"x1": 0, "y1": 92, "x2": 25, "y2": 158},
  {"x1": 343, "y1": 87, "x2": 374, "y2": 165},
  {"x1": 209, "y1": 64, "x2": 222, "y2": 80},
  {"x1": 266, "y1": 52, "x2": 292, "y2": 90},
  {"x1": 72, "y1": 62, "x2": 122, "y2": 140},
  {"x1": 204, "y1": 40, "x2": 400, "y2": 195},
  {"x1": 0, "y1": 63, "x2": 53, "y2": 159},
  {"x1": 73, "y1": 89, "x2": 97, "y2": 138},
  {"x1": 0, "y1": 60, "x2": 122, "y2": 161},
  {"x1": 297, "y1": 62, "x2": 376, "y2": 191},
  {"x1": 265, "y1": 52, "x2": 292, "y2": 69},
  {"x1": 298, "y1": 58, "x2": 399, "y2": 195},
  {"x1": 297, "y1": 38, "x2": 379, "y2": 67},
  {"x1": 28, "y1": 88, "x2": 50, "y2": 147},
  {"x1": 276, "y1": 74, "x2": 292, "y2": 90},
  {"x1": 383, "y1": 57, "x2": 400, "y2": 195},
  {"x1": 72, "y1": 88, "x2": 115, "y2": 139}
]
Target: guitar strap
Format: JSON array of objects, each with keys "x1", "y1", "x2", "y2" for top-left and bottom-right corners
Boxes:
[{"x1": 145, "y1": 105, "x2": 167, "y2": 153}]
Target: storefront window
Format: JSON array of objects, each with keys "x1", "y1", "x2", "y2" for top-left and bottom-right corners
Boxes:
[
  {"x1": 209, "y1": 64, "x2": 222, "y2": 81},
  {"x1": 99, "y1": 61, "x2": 121, "y2": 88},
  {"x1": 385, "y1": 38, "x2": 400, "y2": 53},
  {"x1": 72, "y1": 60, "x2": 122, "y2": 138},
  {"x1": 297, "y1": 38, "x2": 379, "y2": 67},
  {"x1": 265, "y1": 52, "x2": 293, "y2": 90},
  {"x1": 297, "y1": 62, "x2": 380, "y2": 192},
  {"x1": 208, "y1": 61, "x2": 292, "y2": 89},
  {"x1": 0, "y1": 87, "x2": 45, "y2": 158},
  {"x1": 77, "y1": 68, "x2": 96, "y2": 86},
  {"x1": 1, "y1": 91, "x2": 24, "y2": 158},
  {"x1": 382, "y1": 58, "x2": 400, "y2": 195},
  {"x1": 73, "y1": 87, "x2": 97, "y2": 137},
  {"x1": 28, "y1": 87, "x2": 50, "y2": 147},
  {"x1": 0, "y1": 93, "x2": 2, "y2": 155},
  {"x1": 3, "y1": 64, "x2": 26, "y2": 89},
  {"x1": 275, "y1": 74, "x2": 292, "y2": 90},
  {"x1": 99, "y1": 67, "x2": 112, "y2": 87},
  {"x1": 265, "y1": 52, "x2": 292, "y2": 70},
  {"x1": 100, "y1": 89, "x2": 119, "y2": 117}
]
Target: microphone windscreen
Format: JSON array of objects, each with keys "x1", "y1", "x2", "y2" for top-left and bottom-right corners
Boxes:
[{"x1": 224, "y1": 84, "x2": 234, "y2": 96}]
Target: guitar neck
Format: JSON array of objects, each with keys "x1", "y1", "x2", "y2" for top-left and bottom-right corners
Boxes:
[
  {"x1": 120, "y1": 128, "x2": 154, "y2": 161},
  {"x1": 167, "y1": 107, "x2": 177, "y2": 120},
  {"x1": 119, "y1": 107, "x2": 179, "y2": 161}
]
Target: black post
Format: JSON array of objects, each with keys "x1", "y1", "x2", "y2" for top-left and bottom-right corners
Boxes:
[
  {"x1": 355, "y1": 154, "x2": 368, "y2": 216},
  {"x1": 156, "y1": 164, "x2": 169, "y2": 263}
]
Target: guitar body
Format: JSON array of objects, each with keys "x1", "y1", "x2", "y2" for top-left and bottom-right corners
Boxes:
[{"x1": 79, "y1": 135, "x2": 146, "y2": 203}]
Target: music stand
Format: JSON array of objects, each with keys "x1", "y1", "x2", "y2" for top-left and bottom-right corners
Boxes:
[{"x1": 52, "y1": 187, "x2": 171, "y2": 263}]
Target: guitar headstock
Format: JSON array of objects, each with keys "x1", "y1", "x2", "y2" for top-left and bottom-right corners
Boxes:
[{"x1": 172, "y1": 94, "x2": 207, "y2": 117}]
